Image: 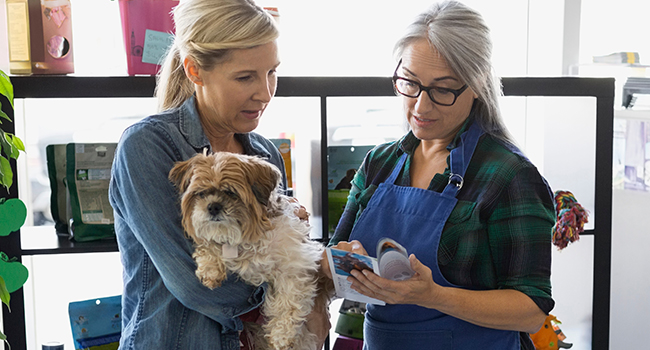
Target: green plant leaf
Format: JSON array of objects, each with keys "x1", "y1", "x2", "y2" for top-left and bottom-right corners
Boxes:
[
  {"x1": 0, "y1": 129, "x2": 12, "y2": 159},
  {"x1": 9, "y1": 134, "x2": 24, "y2": 153},
  {"x1": 0, "y1": 109, "x2": 9, "y2": 124},
  {"x1": 0, "y1": 156, "x2": 12, "y2": 190},
  {"x1": 0, "y1": 70, "x2": 13, "y2": 109},
  {"x1": 0, "y1": 275, "x2": 10, "y2": 311},
  {"x1": 0, "y1": 330, "x2": 9, "y2": 350},
  {"x1": 8, "y1": 137, "x2": 19, "y2": 159}
]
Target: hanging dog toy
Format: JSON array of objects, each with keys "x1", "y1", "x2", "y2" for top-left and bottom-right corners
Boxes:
[{"x1": 552, "y1": 190, "x2": 588, "y2": 250}]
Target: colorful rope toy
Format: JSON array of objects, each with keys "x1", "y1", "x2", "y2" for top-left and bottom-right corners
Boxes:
[{"x1": 552, "y1": 190, "x2": 588, "y2": 250}]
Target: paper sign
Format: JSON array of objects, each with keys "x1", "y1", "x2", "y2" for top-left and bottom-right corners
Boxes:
[{"x1": 142, "y1": 29, "x2": 173, "y2": 65}]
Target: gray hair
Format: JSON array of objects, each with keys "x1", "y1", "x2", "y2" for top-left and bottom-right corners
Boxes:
[
  {"x1": 155, "y1": 0, "x2": 279, "y2": 112},
  {"x1": 394, "y1": 0, "x2": 514, "y2": 145}
]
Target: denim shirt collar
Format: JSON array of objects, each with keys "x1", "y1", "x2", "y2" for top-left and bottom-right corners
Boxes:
[
  {"x1": 179, "y1": 95, "x2": 210, "y2": 151},
  {"x1": 178, "y1": 95, "x2": 272, "y2": 159}
]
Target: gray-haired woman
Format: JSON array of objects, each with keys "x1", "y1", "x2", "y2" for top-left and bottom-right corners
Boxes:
[
  {"x1": 326, "y1": 2, "x2": 554, "y2": 349},
  {"x1": 110, "y1": 1, "x2": 329, "y2": 349}
]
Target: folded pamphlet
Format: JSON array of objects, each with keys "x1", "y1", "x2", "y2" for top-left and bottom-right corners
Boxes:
[{"x1": 326, "y1": 238, "x2": 415, "y2": 305}]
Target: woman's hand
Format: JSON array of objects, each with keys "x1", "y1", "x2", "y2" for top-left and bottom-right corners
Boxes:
[
  {"x1": 347, "y1": 254, "x2": 441, "y2": 307},
  {"x1": 321, "y1": 240, "x2": 368, "y2": 279},
  {"x1": 288, "y1": 197, "x2": 310, "y2": 222},
  {"x1": 348, "y1": 254, "x2": 546, "y2": 333}
]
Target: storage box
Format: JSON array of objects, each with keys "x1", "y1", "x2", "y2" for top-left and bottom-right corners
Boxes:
[
  {"x1": 6, "y1": 0, "x2": 74, "y2": 74},
  {"x1": 118, "y1": 0, "x2": 178, "y2": 75}
]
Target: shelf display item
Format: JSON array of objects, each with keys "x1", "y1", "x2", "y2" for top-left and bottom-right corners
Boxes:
[
  {"x1": 327, "y1": 145, "x2": 374, "y2": 236},
  {"x1": 68, "y1": 295, "x2": 121, "y2": 350},
  {"x1": 6, "y1": 0, "x2": 74, "y2": 74},
  {"x1": 270, "y1": 138, "x2": 293, "y2": 191},
  {"x1": 530, "y1": 314, "x2": 573, "y2": 350},
  {"x1": 332, "y1": 299, "x2": 365, "y2": 350},
  {"x1": 65, "y1": 143, "x2": 117, "y2": 242},
  {"x1": 622, "y1": 77, "x2": 650, "y2": 109},
  {"x1": 551, "y1": 190, "x2": 588, "y2": 250},
  {"x1": 118, "y1": 0, "x2": 178, "y2": 75},
  {"x1": 46, "y1": 144, "x2": 70, "y2": 235}
]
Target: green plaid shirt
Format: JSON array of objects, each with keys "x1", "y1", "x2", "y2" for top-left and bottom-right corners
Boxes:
[{"x1": 330, "y1": 118, "x2": 555, "y2": 344}]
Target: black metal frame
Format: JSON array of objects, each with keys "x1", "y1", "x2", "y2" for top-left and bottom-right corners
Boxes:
[{"x1": 6, "y1": 75, "x2": 614, "y2": 350}]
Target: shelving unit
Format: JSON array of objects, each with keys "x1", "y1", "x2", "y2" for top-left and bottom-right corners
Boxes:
[{"x1": 2, "y1": 75, "x2": 615, "y2": 350}]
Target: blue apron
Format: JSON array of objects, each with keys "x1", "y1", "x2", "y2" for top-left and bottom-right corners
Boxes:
[{"x1": 349, "y1": 122, "x2": 520, "y2": 350}]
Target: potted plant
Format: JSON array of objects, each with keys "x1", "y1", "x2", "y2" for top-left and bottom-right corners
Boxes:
[{"x1": 0, "y1": 69, "x2": 28, "y2": 349}]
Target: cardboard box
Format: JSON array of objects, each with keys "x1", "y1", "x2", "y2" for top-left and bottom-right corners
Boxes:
[{"x1": 6, "y1": 0, "x2": 74, "y2": 74}]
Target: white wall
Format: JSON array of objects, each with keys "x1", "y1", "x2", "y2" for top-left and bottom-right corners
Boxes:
[{"x1": 610, "y1": 189, "x2": 650, "y2": 350}]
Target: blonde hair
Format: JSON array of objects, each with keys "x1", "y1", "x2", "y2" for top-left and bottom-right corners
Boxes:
[
  {"x1": 155, "y1": 0, "x2": 279, "y2": 111},
  {"x1": 394, "y1": 0, "x2": 514, "y2": 145}
]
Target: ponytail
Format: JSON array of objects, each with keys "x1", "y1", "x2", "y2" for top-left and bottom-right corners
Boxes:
[{"x1": 155, "y1": 44, "x2": 195, "y2": 112}]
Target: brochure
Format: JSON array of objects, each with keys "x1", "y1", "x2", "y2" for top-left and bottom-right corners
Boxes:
[
  {"x1": 326, "y1": 247, "x2": 384, "y2": 305},
  {"x1": 376, "y1": 238, "x2": 415, "y2": 281},
  {"x1": 326, "y1": 238, "x2": 415, "y2": 305}
]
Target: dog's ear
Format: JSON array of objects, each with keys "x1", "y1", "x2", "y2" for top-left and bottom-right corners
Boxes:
[
  {"x1": 250, "y1": 159, "x2": 282, "y2": 207},
  {"x1": 169, "y1": 153, "x2": 209, "y2": 193}
]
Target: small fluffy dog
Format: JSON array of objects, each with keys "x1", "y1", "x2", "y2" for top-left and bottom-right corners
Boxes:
[{"x1": 169, "y1": 151, "x2": 332, "y2": 350}]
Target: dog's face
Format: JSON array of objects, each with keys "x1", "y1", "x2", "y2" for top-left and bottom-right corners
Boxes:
[{"x1": 169, "y1": 152, "x2": 282, "y2": 245}]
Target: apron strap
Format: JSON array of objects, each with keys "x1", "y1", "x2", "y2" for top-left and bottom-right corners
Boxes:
[
  {"x1": 385, "y1": 152, "x2": 408, "y2": 185},
  {"x1": 442, "y1": 122, "x2": 484, "y2": 198},
  {"x1": 383, "y1": 121, "x2": 484, "y2": 194}
]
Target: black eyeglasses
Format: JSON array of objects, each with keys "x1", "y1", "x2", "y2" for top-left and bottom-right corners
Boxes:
[{"x1": 392, "y1": 59, "x2": 468, "y2": 106}]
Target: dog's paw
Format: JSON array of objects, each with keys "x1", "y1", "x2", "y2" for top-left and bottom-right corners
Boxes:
[
  {"x1": 201, "y1": 278, "x2": 223, "y2": 289},
  {"x1": 196, "y1": 271, "x2": 224, "y2": 289},
  {"x1": 269, "y1": 339, "x2": 295, "y2": 350}
]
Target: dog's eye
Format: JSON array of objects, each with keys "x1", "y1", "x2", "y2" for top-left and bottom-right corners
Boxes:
[
  {"x1": 223, "y1": 189, "x2": 238, "y2": 199},
  {"x1": 196, "y1": 190, "x2": 213, "y2": 199}
]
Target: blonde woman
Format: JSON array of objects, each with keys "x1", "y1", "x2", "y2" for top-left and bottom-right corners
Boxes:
[{"x1": 109, "y1": 1, "x2": 329, "y2": 349}]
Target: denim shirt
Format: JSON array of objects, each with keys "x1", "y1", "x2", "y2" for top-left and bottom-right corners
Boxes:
[{"x1": 109, "y1": 95, "x2": 287, "y2": 350}]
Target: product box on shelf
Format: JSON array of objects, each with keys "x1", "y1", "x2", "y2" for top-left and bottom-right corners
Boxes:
[
  {"x1": 46, "y1": 143, "x2": 117, "y2": 241},
  {"x1": 118, "y1": 0, "x2": 178, "y2": 75},
  {"x1": 270, "y1": 138, "x2": 293, "y2": 190},
  {"x1": 327, "y1": 145, "x2": 374, "y2": 235},
  {"x1": 6, "y1": 0, "x2": 74, "y2": 74}
]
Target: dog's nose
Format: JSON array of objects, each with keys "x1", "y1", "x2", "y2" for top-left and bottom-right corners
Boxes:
[{"x1": 207, "y1": 202, "x2": 223, "y2": 217}]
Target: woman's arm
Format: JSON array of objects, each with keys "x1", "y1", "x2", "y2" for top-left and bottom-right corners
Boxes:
[{"x1": 347, "y1": 253, "x2": 546, "y2": 333}]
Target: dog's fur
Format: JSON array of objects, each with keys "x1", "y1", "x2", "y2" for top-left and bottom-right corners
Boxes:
[{"x1": 169, "y1": 151, "x2": 331, "y2": 350}]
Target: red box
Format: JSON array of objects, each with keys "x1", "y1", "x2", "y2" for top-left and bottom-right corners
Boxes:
[{"x1": 118, "y1": 0, "x2": 178, "y2": 75}]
